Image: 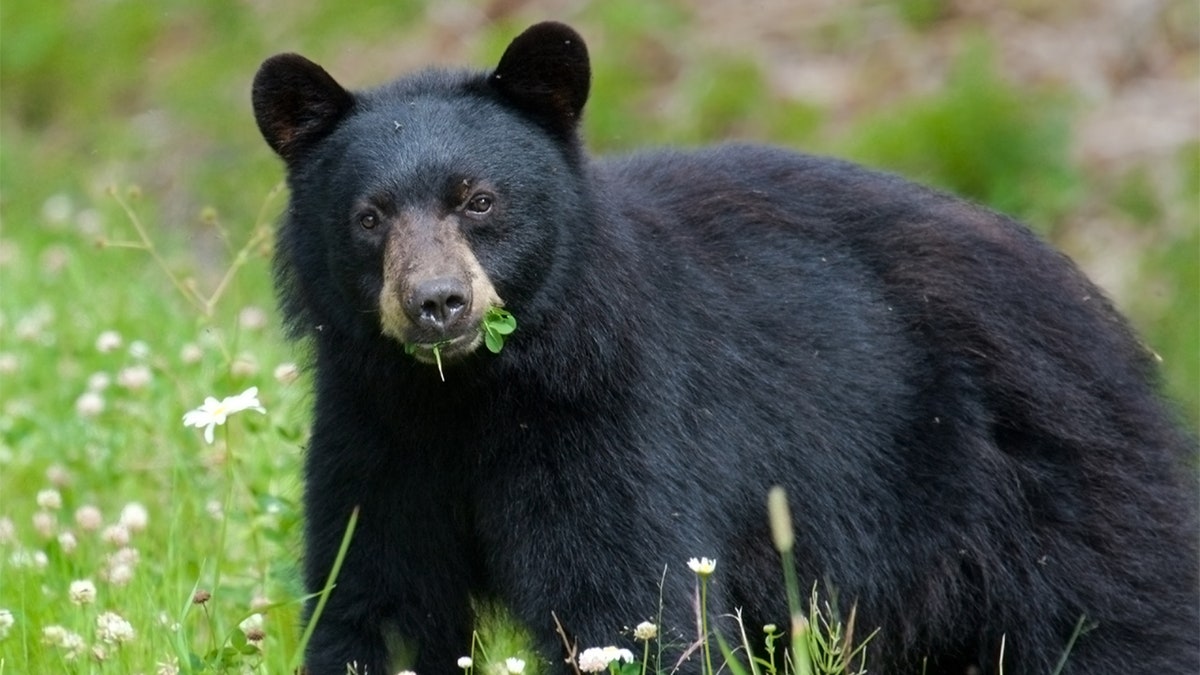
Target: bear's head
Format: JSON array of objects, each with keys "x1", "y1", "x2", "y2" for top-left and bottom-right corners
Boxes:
[{"x1": 252, "y1": 22, "x2": 591, "y2": 365}]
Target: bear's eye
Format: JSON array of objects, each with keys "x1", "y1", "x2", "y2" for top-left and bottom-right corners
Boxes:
[
  {"x1": 465, "y1": 193, "x2": 494, "y2": 214},
  {"x1": 358, "y1": 212, "x2": 379, "y2": 229}
]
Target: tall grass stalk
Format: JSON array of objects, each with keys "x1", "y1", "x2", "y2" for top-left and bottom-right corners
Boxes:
[
  {"x1": 767, "y1": 486, "x2": 813, "y2": 675},
  {"x1": 289, "y1": 506, "x2": 360, "y2": 672}
]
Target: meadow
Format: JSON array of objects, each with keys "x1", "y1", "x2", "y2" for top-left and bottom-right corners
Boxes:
[{"x1": 1, "y1": 1, "x2": 1196, "y2": 673}]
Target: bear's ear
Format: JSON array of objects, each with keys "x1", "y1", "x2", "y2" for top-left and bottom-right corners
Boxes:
[
  {"x1": 490, "y1": 22, "x2": 591, "y2": 138},
  {"x1": 252, "y1": 53, "x2": 355, "y2": 163}
]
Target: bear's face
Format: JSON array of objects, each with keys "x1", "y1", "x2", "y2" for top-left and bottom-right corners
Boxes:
[{"x1": 253, "y1": 23, "x2": 591, "y2": 363}]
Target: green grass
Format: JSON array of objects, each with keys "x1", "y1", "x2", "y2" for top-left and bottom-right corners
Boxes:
[{"x1": 1, "y1": 2, "x2": 1195, "y2": 673}]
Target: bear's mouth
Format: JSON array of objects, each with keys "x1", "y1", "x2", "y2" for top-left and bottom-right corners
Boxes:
[{"x1": 404, "y1": 330, "x2": 484, "y2": 365}]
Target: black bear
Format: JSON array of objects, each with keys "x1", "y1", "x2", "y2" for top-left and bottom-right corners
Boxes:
[{"x1": 252, "y1": 21, "x2": 1198, "y2": 675}]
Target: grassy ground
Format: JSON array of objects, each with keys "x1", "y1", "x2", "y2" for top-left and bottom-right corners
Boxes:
[{"x1": 1, "y1": 1, "x2": 1196, "y2": 673}]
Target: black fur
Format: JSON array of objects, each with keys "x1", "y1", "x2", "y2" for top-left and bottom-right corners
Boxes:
[{"x1": 252, "y1": 22, "x2": 1199, "y2": 675}]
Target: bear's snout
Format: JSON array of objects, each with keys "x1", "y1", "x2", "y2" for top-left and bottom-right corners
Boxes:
[{"x1": 405, "y1": 277, "x2": 472, "y2": 334}]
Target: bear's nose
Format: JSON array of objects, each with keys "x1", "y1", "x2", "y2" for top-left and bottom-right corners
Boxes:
[{"x1": 405, "y1": 278, "x2": 471, "y2": 333}]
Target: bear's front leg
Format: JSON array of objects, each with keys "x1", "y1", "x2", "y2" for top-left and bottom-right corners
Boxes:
[{"x1": 301, "y1": 416, "x2": 477, "y2": 675}]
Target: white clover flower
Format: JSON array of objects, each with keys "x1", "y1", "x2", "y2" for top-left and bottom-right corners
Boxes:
[
  {"x1": 119, "y1": 502, "x2": 149, "y2": 532},
  {"x1": 129, "y1": 340, "x2": 151, "y2": 360},
  {"x1": 102, "y1": 524, "x2": 131, "y2": 548},
  {"x1": 0, "y1": 608, "x2": 14, "y2": 639},
  {"x1": 75, "y1": 505, "x2": 103, "y2": 531},
  {"x1": 633, "y1": 621, "x2": 657, "y2": 641},
  {"x1": 0, "y1": 353, "x2": 17, "y2": 375},
  {"x1": 156, "y1": 657, "x2": 181, "y2": 675},
  {"x1": 238, "y1": 306, "x2": 268, "y2": 331},
  {"x1": 578, "y1": 646, "x2": 635, "y2": 672},
  {"x1": 42, "y1": 193, "x2": 74, "y2": 224},
  {"x1": 106, "y1": 562, "x2": 135, "y2": 586},
  {"x1": 57, "y1": 531, "x2": 78, "y2": 554},
  {"x1": 75, "y1": 391, "x2": 106, "y2": 417},
  {"x1": 238, "y1": 612, "x2": 264, "y2": 636},
  {"x1": 45, "y1": 464, "x2": 71, "y2": 487},
  {"x1": 96, "y1": 610, "x2": 135, "y2": 644},
  {"x1": 36, "y1": 488, "x2": 62, "y2": 510},
  {"x1": 0, "y1": 517, "x2": 14, "y2": 544},
  {"x1": 274, "y1": 362, "x2": 300, "y2": 384},
  {"x1": 116, "y1": 364, "x2": 153, "y2": 390},
  {"x1": 32, "y1": 510, "x2": 56, "y2": 538},
  {"x1": 396, "y1": 671, "x2": 418, "y2": 675},
  {"x1": 687, "y1": 557, "x2": 716, "y2": 576},
  {"x1": 456, "y1": 656, "x2": 473, "y2": 669},
  {"x1": 180, "y1": 343, "x2": 203, "y2": 364},
  {"x1": 505, "y1": 657, "x2": 526, "y2": 674},
  {"x1": 69, "y1": 579, "x2": 97, "y2": 605},
  {"x1": 87, "y1": 372, "x2": 112, "y2": 391},
  {"x1": 95, "y1": 330, "x2": 122, "y2": 353},
  {"x1": 231, "y1": 354, "x2": 259, "y2": 377},
  {"x1": 42, "y1": 624, "x2": 67, "y2": 644},
  {"x1": 104, "y1": 547, "x2": 140, "y2": 586},
  {"x1": 183, "y1": 386, "x2": 266, "y2": 444},
  {"x1": 77, "y1": 208, "x2": 104, "y2": 236}
]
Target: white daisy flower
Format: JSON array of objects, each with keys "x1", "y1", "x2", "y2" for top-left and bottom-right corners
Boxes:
[{"x1": 182, "y1": 386, "x2": 266, "y2": 443}]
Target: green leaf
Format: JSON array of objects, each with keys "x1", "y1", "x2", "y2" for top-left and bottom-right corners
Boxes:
[
  {"x1": 487, "y1": 331, "x2": 506, "y2": 354},
  {"x1": 481, "y1": 306, "x2": 517, "y2": 353}
]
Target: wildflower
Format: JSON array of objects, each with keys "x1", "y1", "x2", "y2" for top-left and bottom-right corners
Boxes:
[
  {"x1": 0, "y1": 517, "x2": 14, "y2": 544},
  {"x1": 42, "y1": 624, "x2": 67, "y2": 644},
  {"x1": 45, "y1": 464, "x2": 71, "y2": 486},
  {"x1": 75, "y1": 391, "x2": 106, "y2": 417},
  {"x1": 578, "y1": 646, "x2": 635, "y2": 673},
  {"x1": 0, "y1": 353, "x2": 17, "y2": 374},
  {"x1": 57, "y1": 531, "x2": 78, "y2": 554},
  {"x1": 156, "y1": 658, "x2": 181, "y2": 675},
  {"x1": 457, "y1": 656, "x2": 473, "y2": 669},
  {"x1": 180, "y1": 343, "x2": 203, "y2": 364},
  {"x1": 193, "y1": 589, "x2": 211, "y2": 605},
  {"x1": 0, "y1": 608, "x2": 14, "y2": 639},
  {"x1": 32, "y1": 510, "x2": 56, "y2": 538},
  {"x1": 42, "y1": 193, "x2": 74, "y2": 224},
  {"x1": 77, "y1": 208, "x2": 104, "y2": 236},
  {"x1": 119, "y1": 502, "x2": 149, "y2": 532},
  {"x1": 239, "y1": 612, "x2": 264, "y2": 636},
  {"x1": 633, "y1": 621, "x2": 657, "y2": 641},
  {"x1": 117, "y1": 364, "x2": 153, "y2": 390},
  {"x1": 763, "y1": 624, "x2": 778, "y2": 634},
  {"x1": 87, "y1": 372, "x2": 111, "y2": 391},
  {"x1": 182, "y1": 386, "x2": 266, "y2": 444},
  {"x1": 687, "y1": 557, "x2": 716, "y2": 576},
  {"x1": 36, "y1": 488, "x2": 63, "y2": 510},
  {"x1": 274, "y1": 362, "x2": 300, "y2": 384},
  {"x1": 231, "y1": 354, "x2": 259, "y2": 377},
  {"x1": 245, "y1": 626, "x2": 266, "y2": 647},
  {"x1": 91, "y1": 644, "x2": 108, "y2": 662},
  {"x1": 95, "y1": 330, "x2": 122, "y2": 353},
  {"x1": 505, "y1": 657, "x2": 526, "y2": 674},
  {"x1": 106, "y1": 562, "x2": 135, "y2": 586},
  {"x1": 239, "y1": 306, "x2": 268, "y2": 330},
  {"x1": 129, "y1": 340, "x2": 151, "y2": 359},
  {"x1": 69, "y1": 579, "x2": 97, "y2": 605},
  {"x1": 10, "y1": 549, "x2": 48, "y2": 569},
  {"x1": 396, "y1": 671, "x2": 417, "y2": 675},
  {"x1": 102, "y1": 524, "x2": 131, "y2": 547},
  {"x1": 75, "y1": 505, "x2": 103, "y2": 531},
  {"x1": 96, "y1": 610, "x2": 136, "y2": 644}
]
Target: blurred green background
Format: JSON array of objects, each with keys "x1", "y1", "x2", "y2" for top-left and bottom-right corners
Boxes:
[{"x1": 4, "y1": 0, "x2": 1195, "y2": 425}]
